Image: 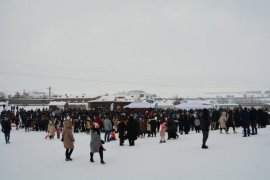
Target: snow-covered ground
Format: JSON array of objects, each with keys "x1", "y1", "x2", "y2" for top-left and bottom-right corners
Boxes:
[{"x1": 0, "y1": 127, "x2": 270, "y2": 180}]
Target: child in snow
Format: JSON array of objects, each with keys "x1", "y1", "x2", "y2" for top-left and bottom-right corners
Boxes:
[
  {"x1": 109, "y1": 129, "x2": 116, "y2": 141},
  {"x1": 44, "y1": 133, "x2": 50, "y2": 139},
  {"x1": 159, "y1": 121, "x2": 167, "y2": 143},
  {"x1": 56, "y1": 124, "x2": 62, "y2": 139}
]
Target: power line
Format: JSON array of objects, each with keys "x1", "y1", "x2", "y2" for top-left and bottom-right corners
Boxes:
[
  {"x1": 1, "y1": 60, "x2": 177, "y2": 79},
  {"x1": 0, "y1": 71, "x2": 188, "y2": 88},
  {"x1": 1, "y1": 60, "x2": 269, "y2": 84},
  {"x1": 0, "y1": 71, "x2": 268, "y2": 90}
]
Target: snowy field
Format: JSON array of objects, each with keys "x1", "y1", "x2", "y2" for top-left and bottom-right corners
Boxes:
[{"x1": 0, "y1": 127, "x2": 270, "y2": 180}]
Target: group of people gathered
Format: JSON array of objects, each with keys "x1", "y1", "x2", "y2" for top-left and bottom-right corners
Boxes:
[{"x1": 1, "y1": 105, "x2": 269, "y2": 163}]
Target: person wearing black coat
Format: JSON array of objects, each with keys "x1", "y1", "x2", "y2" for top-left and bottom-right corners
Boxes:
[
  {"x1": 1, "y1": 118, "x2": 11, "y2": 144},
  {"x1": 250, "y1": 108, "x2": 258, "y2": 135},
  {"x1": 240, "y1": 108, "x2": 251, "y2": 137},
  {"x1": 226, "y1": 110, "x2": 236, "y2": 133},
  {"x1": 200, "y1": 109, "x2": 210, "y2": 149},
  {"x1": 15, "y1": 114, "x2": 20, "y2": 130},
  {"x1": 167, "y1": 118, "x2": 178, "y2": 139},
  {"x1": 211, "y1": 110, "x2": 219, "y2": 130},
  {"x1": 234, "y1": 109, "x2": 241, "y2": 127},
  {"x1": 127, "y1": 116, "x2": 138, "y2": 146},
  {"x1": 25, "y1": 118, "x2": 31, "y2": 132},
  {"x1": 149, "y1": 118, "x2": 157, "y2": 137},
  {"x1": 118, "y1": 119, "x2": 127, "y2": 146},
  {"x1": 258, "y1": 109, "x2": 268, "y2": 128},
  {"x1": 182, "y1": 111, "x2": 190, "y2": 134},
  {"x1": 178, "y1": 114, "x2": 184, "y2": 134}
]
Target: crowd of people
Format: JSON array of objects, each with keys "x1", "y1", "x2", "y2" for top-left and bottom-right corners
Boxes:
[{"x1": 1, "y1": 105, "x2": 270, "y2": 163}]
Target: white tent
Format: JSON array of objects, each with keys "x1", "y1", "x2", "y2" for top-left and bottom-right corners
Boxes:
[
  {"x1": 152, "y1": 101, "x2": 175, "y2": 110},
  {"x1": 124, "y1": 102, "x2": 153, "y2": 109},
  {"x1": 48, "y1": 101, "x2": 68, "y2": 110},
  {"x1": 175, "y1": 102, "x2": 212, "y2": 110}
]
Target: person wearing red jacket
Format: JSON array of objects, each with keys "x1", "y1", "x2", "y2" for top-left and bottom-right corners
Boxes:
[{"x1": 94, "y1": 115, "x2": 104, "y2": 131}]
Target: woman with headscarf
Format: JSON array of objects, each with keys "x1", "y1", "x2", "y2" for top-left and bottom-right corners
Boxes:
[{"x1": 90, "y1": 123, "x2": 105, "y2": 164}]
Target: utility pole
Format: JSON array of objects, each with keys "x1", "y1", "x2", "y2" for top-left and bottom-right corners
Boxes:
[{"x1": 49, "y1": 86, "x2": 51, "y2": 101}]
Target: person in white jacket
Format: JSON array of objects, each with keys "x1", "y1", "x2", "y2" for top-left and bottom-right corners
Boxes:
[{"x1": 219, "y1": 111, "x2": 228, "y2": 134}]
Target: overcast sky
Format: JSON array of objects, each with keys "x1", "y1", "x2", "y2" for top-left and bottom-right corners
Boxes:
[{"x1": 0, "y1": 0, "x2": 269, "y2": 97}]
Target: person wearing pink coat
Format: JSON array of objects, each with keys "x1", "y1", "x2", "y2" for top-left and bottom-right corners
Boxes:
[{"x1": 159, "y1": 122, "x2": 167, "y2": 143}]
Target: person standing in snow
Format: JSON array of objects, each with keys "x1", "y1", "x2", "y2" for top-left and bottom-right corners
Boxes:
[
  {"x1": 147, "y1": 118, "x2": 151, "y2": 137},
  {"x1": 182, "y1": 111, "x2": 190, "y2": 134},
  {"x1": 127, "y1": 115, "x2": 138, "y2": 146},
  {"x1": 25, "y1": 117, "x2": 31, "y2": 132},
  {"x1": 118, "y1": 118, "x2": 127, "y2": 146},
  {"x1": 200, "y1": 109, "x2": 210, "y2": 149},
  {"x1": 90, "y1": 123, "x2": 105, "y2": 164},
  {"x1": 166, "y1": 117, "x2": 178, "y2": 139},
  {"x1": 47, "y1": 121, "x2": 56, "y2": 139},
  {"x1": 15, "y1": 114, "x2": 20, "y2": 130},
  {"x1": 149, "y1": 117, "x2": 157, "y2": 137},
  {"x1": 1, "y1": 118, "x2": 11, "y2": 144},
  {"x1": 103, "y1": 115, "x2": 112, "y2": 142},
  {"x1": 62, "y1": 119, "x2": 75, "y2": 161},
  {"x1": 194, "y1": 112, "x2": 200, "y2": 133},
  {"x1": 219, "y1": 111, "x2": 227, "y2": 133},
  {"x1": 250, "y1": 108, "x2": 258, "y2": 135},
  {"x1": 156, "y1": 115, "x2": 161, "y2": 133},
  {"x1": 159, "y1": 121, "x2": 166, "y2": 143},
  {"x1": 226, "y1": 110, "x2": 237, "y2": 134},
  {"x1": 210, "y1": 110, "x2": 220, "y2": 130},
  {"x1": 240, "y1": 108, "x2": 251, "y2": 137},
  {"x1": 56, "y1": 123, "x2": 62, "y2": 139},
  {"x1": 140, "y1": 118, "x2": 148, "y2": 138}
]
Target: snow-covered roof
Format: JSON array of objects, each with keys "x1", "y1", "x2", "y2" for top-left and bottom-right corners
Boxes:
[
  {"x1": 124, "y1": 102, "x2": 153, "y2": 109},
  {"x1": 68, "y1": 102, "x2": 88, "y2": 105},
  {"x1": 89, "y1": 96, "x2": 115, "y2": 102},
  {"x1": 175, "y1": 102, "x2": 212, "y2": 110},
  {"x1": 48, "y1": 101, "x2": 67, "y2": 106},
  {"x1": 89, "y1": 94, "x2": 136, "y2": 103}
]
